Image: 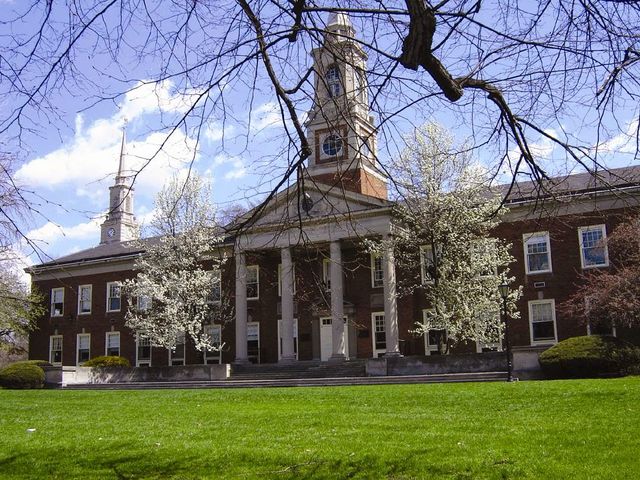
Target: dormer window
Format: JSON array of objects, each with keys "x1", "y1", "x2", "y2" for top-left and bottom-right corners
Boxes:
[{"x1": 325, "y1": 66, "x2": 341, "y2": 97}]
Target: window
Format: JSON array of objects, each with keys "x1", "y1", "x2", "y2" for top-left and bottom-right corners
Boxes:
[
  {"x1": 76, "y1": 333, "x2": 90, "y2": 365},
  {"x1": 170, "y1": 332, "x2": 185, "y2": 366},
  {"x1": 247, "y1": 322, "x2": 260, "y2": 363},
  {"x1": 322, "y1": 134, "x2": 343, "y2": 156},
  {"x1": 204, "y1": 325, "x2": 222, "y2": 364},
  {"x1": 246, "y1": 265, "x2": 259, "y2": 300},
  {"x1": 420, "y1": 245, "x2": 436, "y2": 284},
  {"x1": 371, "y1": 312, "x2": 386, "y2": 357},
  {"x1": 371, "y1": 254, "x2": 383, "y2": 288},
  {"x1": 579, "y1": 225, "x2": 608, "y2": 268},
  {"x1": 107, "y1": 282, "x2": 121, "y2": 312},
  {"x1": 523, "y1": 232, "x2": 552, "y2": 274},
  {"x1": 51, "y1": 288, "x2": 64, "y2": 317},
  {"x1": 322, "y1": 258, "x2": 331, "y2": 291},
  {"x1": 423, "y1": 310, "x2": 447, "y2": 355},
  {"x1": 136, "y1": 334, "x2": 152, "y2": 366},
  {"x1": 49, "y1": 335, "x2": 63, "y2": 365},
  {"x1": 78, "y1": 285, "x2": 92, "y2": 315},
  {"x1": 528, "y1": 299, "x2": 557, "y2": 345},
  {"x1": 137, "y1": 295, "x2": 151, "y2": 311},
  {"x1": 209, "y1": 269, "x2": 221, "y2": 304},
  {"x1": 325, "y1": 65, "x2": 341, "y2": 97},
  {"x1": 105, "y1": 332, "x2": 120, "y2": 356},
  {"x1": 277, "y1": 264, "x2": 296, "y2": 296}
]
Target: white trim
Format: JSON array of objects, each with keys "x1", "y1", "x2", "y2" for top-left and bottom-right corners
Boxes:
[
  {"x1": 246, "y1": 265, "x2": 259, "y2": 300},
  {"x1": 50, "y1": 287, "x2": 64, "y2": 317},
  {"x1": 105, "y1": 331, "x2": 120, "y2": 356},
  {"x1": 523, "y1": 232, "x2": 552, "y2": 274},
  {"x1": 49, "y1": 335, "x2": 63, "y2": 365},
  {"x1": 371, "y1": 311, "x2": 386, "y2": 358},
  {"x1": 578, "y1": 224, "x2": 609, "y2": 269},
  {"x1": 77, "y1": 284, "x2": 92, "y2": 315},
  {"x1": 370, "y1": 254, "x2": 383, "y2": 288},
  {"x1": 528, "y1": 299, "x2": 558, "y2": 345},
  {"x1": 76, "y1": 333, "x2": 91, "y2": 366},
  {"x1": 319, "y1": 316, "x2": 349, "y2": 361},
  {"x1": 136, "y1": 334, "x2": 152, "y2": 366},
  {"x1": 106, "y1": 282, "x2": 121, "y2": 312}
]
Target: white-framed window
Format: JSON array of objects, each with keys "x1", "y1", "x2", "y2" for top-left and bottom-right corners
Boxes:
[
  {"x1": 277, "y1": 264, "x2": 296, "y2": 296},
  {"x1": 371, "y1": 312, "x2": 386, "y2": 357},
  {"x1": 137, "y1": 295, "x2": 151, "y2": 311},
  {"x1": 420, "y1": 245, "x2": 436, "y2": 284},
  {"x1": 49, "y1": 335, "x2": 63, "y2": 365},
  {"x1": 578, "y1": 225, "x2": 609, "y2": 268},
  {"x1": 78, "y1": 285, "x2": 92, "y2": 315},
  {"x1": 371, "y1": 254, "x2": 384, "y2": 288},
  {"x1": 322, "y1": 258, "x2": 331, "y2": 291},
  {"x1": 136, "y1": 334, "x2": 152, "y2": 366},
  {"x1": 528, "y1": 299, "x2": 558, "y2": 345},
  {"x1": 325, "y1": 65, "x2": 341, "y2": 97},
  {"x1": 204, "y1": 324, "x2": 222, "y2": 364},
  {"x1": 169, "y1": 332, "x2": 186, "y2": 366},
  {"x1": 247, "y1": 322, "x2": 260, "y2": 363},
  {"x1": 209, "y1": 269, "x2": 222, "y2": 304},
  {"x1": 247, "y1": 265, "x2": 259, "y2": 300},
  {"x1": 51, "y1": 288, "x2": 64, "y2": 317},
  {"x1": 76, "y1": 333, "x2": 90, "y2": 365},
  {"x1": 422, "y1": 310, "x2": 447, "y2": 355},
  {"x1": 106, "y1": 282, "x2": 121, "y2": 312},
  {"x1": 105, "y1": 332, "x2": 120, "y2": 356},
  {"x1": 523, "y1": 232, "x2": 552, "y2": 274}
]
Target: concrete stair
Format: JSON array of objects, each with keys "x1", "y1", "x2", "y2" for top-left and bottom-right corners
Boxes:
[
  {"x1": 61, "y1": 371, "x2": 508, "y2": 390},
  {"x1": 229, "y1": 359, "x2": 366, "y2": 380}
]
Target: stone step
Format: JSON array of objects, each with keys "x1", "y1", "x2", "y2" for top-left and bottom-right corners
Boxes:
[
  {"x1": 61, "y1": 371, "x2": 509, "y2": 390},
  {"x1": 229, "y1": 361, "x2": 366, "y2": 380}
]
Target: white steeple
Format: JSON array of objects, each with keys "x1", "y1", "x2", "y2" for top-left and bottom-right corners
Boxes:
[{"x1": 99, "y1": 128, "x2": 138, "y2": 244}]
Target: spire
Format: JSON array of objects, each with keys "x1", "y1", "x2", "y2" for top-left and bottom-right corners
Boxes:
[
  {"x1": 326, "y1": 11, "x2": 355, "y2": 38},
  {"x1": 116, "y1": 127, "x2": 127, "y2": 185}
]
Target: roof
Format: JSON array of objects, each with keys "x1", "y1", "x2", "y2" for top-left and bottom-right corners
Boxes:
[{"x1": 500, "y1": 165, "x2": 640, "y2": 204}]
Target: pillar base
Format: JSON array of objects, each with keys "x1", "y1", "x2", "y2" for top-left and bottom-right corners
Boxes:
[
  {"x1": 279, "y1": 355, "x2": 297, "y2": 364},
  {"x1": 384, "y1": 351, "x2": 403, "y2": 358},
  {"x1": 328, "y1": 353, "x2": 346, "y2": 363},
  {"x1": 233, "y1": 357, "x2": 251, "y2": 365}
]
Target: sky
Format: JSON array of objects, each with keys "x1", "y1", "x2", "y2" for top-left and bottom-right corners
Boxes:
[{"x1": 2, "y1": 2, "x2": 638, "y2": 279}]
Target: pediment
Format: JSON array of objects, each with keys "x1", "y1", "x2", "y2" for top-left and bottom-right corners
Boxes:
[{"x1": 243, "y1": 182, "x2": 392, "y2": 230}]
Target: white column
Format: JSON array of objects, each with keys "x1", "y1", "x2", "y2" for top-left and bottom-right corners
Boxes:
[
  {"x1": 383, "y1": 238, "x2": 401, "y2": 356},
  {"x1": 330, "y1": 240, "x2": 345, "y2": 360},
  {"x1": 234, "y1": 249, "x2": 249, "y2": 363},
  {"x1": 280, "y1": 247, "x2": 296, "y2": 362}
]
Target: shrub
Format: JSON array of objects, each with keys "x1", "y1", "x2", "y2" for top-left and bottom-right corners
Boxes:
[
  {"x1": 539, "y1": 335, "x2": 638, "y2": 379},
  {"x1": 83, "y1": 356, "x2": 130, "y2": 368},
  {"x1": 0, "y1": 362, "x2": 45, "y2": 389},
  {"x1": 20, "y1": 360, "x2": 52, "y2": 368}
]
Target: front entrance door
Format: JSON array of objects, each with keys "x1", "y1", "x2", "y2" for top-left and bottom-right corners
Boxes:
[
  {"x1": 320, "y1": 317, "x2": 349, "y2": 361},
  {"x1": 277, "y1": 318, "x2": 298, "y2": 360}
]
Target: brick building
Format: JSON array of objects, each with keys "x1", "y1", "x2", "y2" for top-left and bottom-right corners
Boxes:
[{"x1": 27, "y1": 13, "x2": 640, "y2": 367}]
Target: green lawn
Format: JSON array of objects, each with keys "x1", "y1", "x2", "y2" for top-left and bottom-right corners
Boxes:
[{"x1": 1, "y1": 378, "x2": 638, "y2": 479}]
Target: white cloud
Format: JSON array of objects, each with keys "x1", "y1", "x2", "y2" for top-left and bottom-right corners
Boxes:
[
  {"x1": 597, "y1": 119, "x2": 640, "y2": 155},
  {"x1": 224, "y1": 159, "x2": 246, "y2": 180},
  {"x1": 251, "y1": 102, "x2": 283, "y2": 132},
  {"x1": 27, "y1": 217, "x2": 103, "y2": 245},
  {"x1": 205, "y1": 121, "x2": 234, "y2": 143}
]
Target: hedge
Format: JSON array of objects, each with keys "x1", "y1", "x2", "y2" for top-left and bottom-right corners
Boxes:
[
  {"x1": 83, "y1": 356, "x2": 131, "y2": 368},
  {"x1": 0, "y1": 361, "x2": 45, "y2": 389},
  {"x1": 539, "y1": 335, "x2": 640, "y2": 379}
]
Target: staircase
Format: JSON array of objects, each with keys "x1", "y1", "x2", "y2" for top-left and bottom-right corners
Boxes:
[{"x1": 229, "y1": 359, "x2": 366, "y2": 380}]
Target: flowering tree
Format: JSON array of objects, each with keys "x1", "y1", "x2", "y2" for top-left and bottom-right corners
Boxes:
[
  {"x1": 123, "y1": 174, "x2": 229, "y2": 351},
  {"x1": 385, "y1": 123, "x2": 520, "y2": 353},
  {"x1": 562, "y1": 220, "x2": 640, "y2": 331}
]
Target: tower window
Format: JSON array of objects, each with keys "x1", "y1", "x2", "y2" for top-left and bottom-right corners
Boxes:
[
  {"x1": 325, "y1": 66, "x2": 341, "y2": 97},
  {"x1": 322, "y1": 134, "x2": 343, "y2": 156}
]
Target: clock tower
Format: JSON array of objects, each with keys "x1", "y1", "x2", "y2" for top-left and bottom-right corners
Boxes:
[
  {"x1": 304, "y1": 12, "x2": 387, "y2": 199},
  {"x1": 100, "y1": 130, "x2": 138, "y2": 244}
]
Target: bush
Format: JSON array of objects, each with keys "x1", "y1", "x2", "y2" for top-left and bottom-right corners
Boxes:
[
  {"x1": 0, "y1": 362, "x2": 45, "y2": 389},
  {"x1": 20, "y1": 360, "x2": 52, "y2": 368},
  {"x1": 539, "y1": 335, "x2": 639, "y2": 379},
  {"x1": 83, "y1": 356, "x2": 130, "y2": 368}
]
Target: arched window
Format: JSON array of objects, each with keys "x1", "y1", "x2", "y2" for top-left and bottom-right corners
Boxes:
[{"x1": 325, "y1": 66, "x2": 341, "y2": 97}]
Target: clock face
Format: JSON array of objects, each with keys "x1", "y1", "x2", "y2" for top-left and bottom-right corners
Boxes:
[{"x1": 107, "y1": 227, "x2": 116, "y2": 238}]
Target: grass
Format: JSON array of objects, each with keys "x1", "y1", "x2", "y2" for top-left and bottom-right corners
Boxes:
[{"x1": 0, "y1": 378, "x2": 639, "y2": 479}]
